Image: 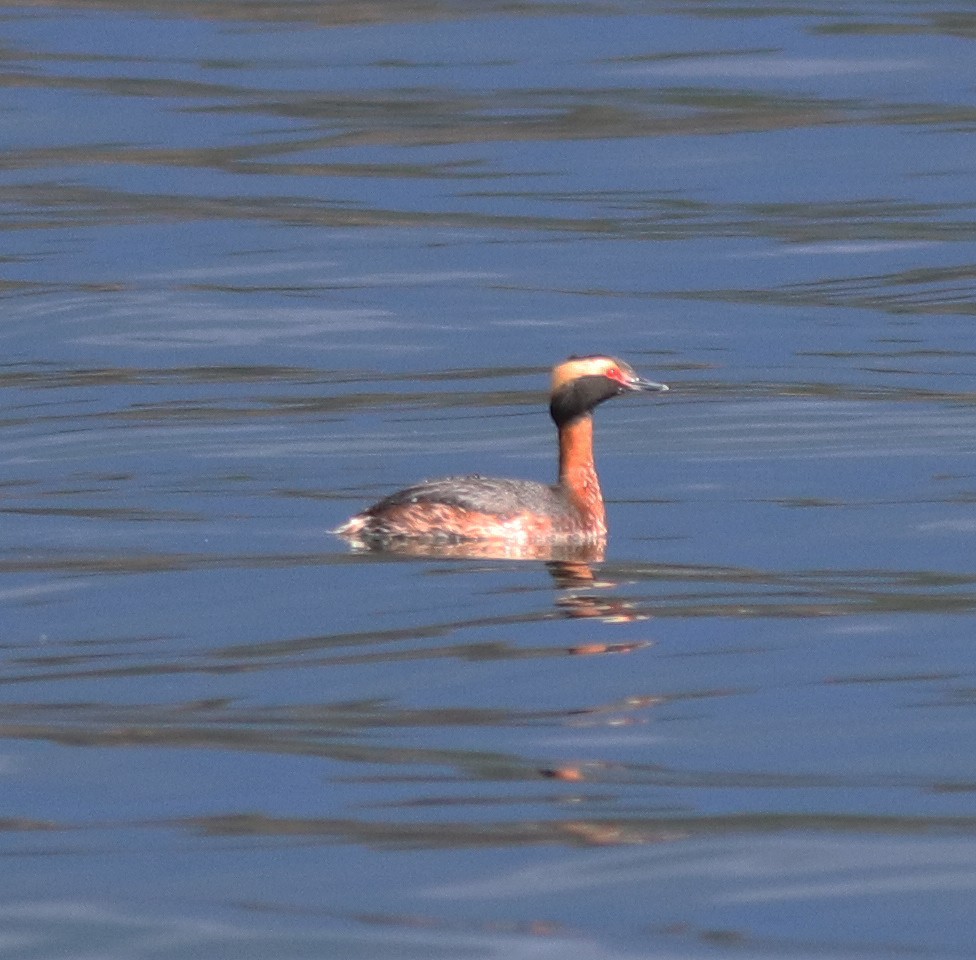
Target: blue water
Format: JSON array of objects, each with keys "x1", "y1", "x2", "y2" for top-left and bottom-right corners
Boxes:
[{"x1": 3, "y1": 2, "x2": 976, "y2": 957}]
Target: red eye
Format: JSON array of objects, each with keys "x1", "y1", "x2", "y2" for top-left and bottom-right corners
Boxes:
[{"x1": 607, "y1": 366, "x2": 621, "y2": 380}]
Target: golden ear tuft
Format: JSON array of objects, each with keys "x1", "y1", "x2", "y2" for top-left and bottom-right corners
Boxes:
[{"x1": 551, "y1": 355, "x2": 619, "y2": 392}]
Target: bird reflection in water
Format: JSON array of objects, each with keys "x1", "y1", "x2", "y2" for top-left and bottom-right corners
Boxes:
[{"x1": 342, "y1": 533, "x2": 645, "y2": 625}]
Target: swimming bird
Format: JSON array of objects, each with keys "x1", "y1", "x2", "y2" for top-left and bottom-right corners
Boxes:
[{"x1": 336, "y1": 355, "x2": 668, "y2": 546}]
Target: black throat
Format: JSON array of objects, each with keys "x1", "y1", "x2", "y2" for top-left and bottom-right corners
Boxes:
[{"x1": 549, "y1": 375, "x2": 623, "y2": 427}]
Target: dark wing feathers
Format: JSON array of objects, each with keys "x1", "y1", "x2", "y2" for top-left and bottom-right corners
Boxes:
[{"x1": 365, "y1": 475, "x2": 563, "y2": 518}]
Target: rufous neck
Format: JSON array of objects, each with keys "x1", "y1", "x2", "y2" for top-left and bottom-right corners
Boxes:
[{"x1": 558, "y1": 414, "x2": 606, "y2": 532}]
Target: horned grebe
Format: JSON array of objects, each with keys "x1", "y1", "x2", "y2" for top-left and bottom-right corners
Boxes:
[{"x1": 336, "y1": 355, "x2": 668, "y2": 546}]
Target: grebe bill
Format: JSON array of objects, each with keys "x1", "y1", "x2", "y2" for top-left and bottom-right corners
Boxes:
[{"x1": 336, "y1": 355, "x2": 668, "y2": 545}]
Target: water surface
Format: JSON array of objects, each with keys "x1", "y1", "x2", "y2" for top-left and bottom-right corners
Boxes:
[{"x1": 3, "y1": 2, "x2": 976, "y2": 957}]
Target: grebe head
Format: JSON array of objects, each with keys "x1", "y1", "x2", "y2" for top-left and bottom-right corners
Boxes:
[{"x1": 549, "y1": 355, "x2": 668, "y2": 427}]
